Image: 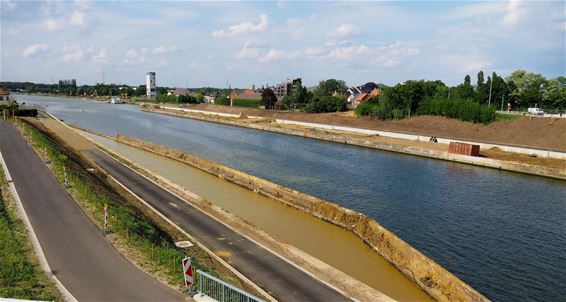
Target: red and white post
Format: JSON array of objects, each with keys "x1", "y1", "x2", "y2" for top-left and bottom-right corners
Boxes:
[{"x1": 182, "y1": 257, "x2": 194, "y2": 293}]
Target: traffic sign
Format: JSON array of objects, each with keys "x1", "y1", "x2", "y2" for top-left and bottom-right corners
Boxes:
[{"x1": 182, "y1": 257, "x2": 193, "y2": 288}]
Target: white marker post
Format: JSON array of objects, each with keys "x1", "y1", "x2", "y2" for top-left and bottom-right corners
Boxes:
[
  {"x1": 63, "y1": 166, "x2": 70, "y2": 188},
  {"x1": 44, "y1": 147, "x2": 49, "y2": 163},
  {"x1": 103, "y1": 203, "x2": 109, "y2": 234},
  {"x1": 182, "y1": 257, "x2": 194, "y2": 293}
]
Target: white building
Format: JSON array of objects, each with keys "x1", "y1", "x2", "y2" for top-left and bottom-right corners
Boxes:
[
  {"x1": 0, "y1": 88, "x2": 10, "y2": 102},
  {"x1": 146, "y1": 72, "x2": 156, "y2": 98}
]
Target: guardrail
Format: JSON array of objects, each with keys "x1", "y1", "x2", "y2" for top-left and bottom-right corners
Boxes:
[
  {"x1": 197, "y1": 269, "x2": 265, "y2": 302},
  {"x1": 496, "y1": 110, "x2": 566, "y2": 118}
]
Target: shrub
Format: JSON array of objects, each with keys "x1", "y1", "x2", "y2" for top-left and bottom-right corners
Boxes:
[
  {"x1": 232, "y1": 98, "x2": 261, "y2": 108},
  {"x1": 417, "y1": 99, "x2": 496, "y2": 123},
  {"x1": 305, "y1": 96, "x2": 347, "y2": 113},
  {"x1": 214, "y1": 96, "x2": 230, "y2": 106}
]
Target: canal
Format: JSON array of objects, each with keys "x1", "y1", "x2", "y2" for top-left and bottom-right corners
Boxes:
[{"x1": 21, "y1": 95, "x2": 566, "y2": 301}]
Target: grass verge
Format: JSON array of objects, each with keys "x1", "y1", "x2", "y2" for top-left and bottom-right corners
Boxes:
[
  {"x1": 17, "y1": 119, "x2": 222, "y2": 292},
  {"x1": 0, "y1": 160, "x2": 62, "y2": 300}
]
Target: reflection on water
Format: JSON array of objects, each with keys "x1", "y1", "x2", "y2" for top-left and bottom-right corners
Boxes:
[{"x1": 22, "y1": 94, "x2": 566, "y2": 301}]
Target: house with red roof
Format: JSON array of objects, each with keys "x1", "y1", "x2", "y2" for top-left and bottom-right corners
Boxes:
[
  {"x1": 0, "y1": 88, "x2": 10, "y2": 102},
  {"x1": 351, "y1": 87, "x2": 380, "y2": 108}
]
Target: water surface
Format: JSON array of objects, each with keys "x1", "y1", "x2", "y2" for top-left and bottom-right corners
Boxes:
[{"x1": 22, "y1": 95, "x2": 566, "y2": 301}]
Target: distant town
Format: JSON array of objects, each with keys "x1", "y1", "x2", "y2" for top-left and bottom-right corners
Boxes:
[{"x1": 1, "y1": 69, "x2": 564, "y2": 124}]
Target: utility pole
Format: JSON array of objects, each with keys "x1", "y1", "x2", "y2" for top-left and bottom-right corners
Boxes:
[
  {"x1": 500, "y1": 95, "x2": 505, "y2": 111},
  {"x1": 488, "y1": 76, "x2": 493, "y2": 107}
]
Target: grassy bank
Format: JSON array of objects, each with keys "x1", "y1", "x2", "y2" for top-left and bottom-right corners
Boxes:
[
  {"x1": 0, "y1": 163, "x2": 61, "y2": 300},
  {"x1": 17, "y1": 119, "x2": 224, "y2": 292}
]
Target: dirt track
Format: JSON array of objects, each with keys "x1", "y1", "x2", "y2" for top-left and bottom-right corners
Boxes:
[{"x1": 191, "y1": 104, "x2": 566, "y2": 151}]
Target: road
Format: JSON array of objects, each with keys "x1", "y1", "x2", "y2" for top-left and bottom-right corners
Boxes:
[
  {"x1": 85, "y1": 148, "x2": 350, "y2": 301},
  {"x1": 0, "y1": 121, "x2": 186, "y2": 301}
]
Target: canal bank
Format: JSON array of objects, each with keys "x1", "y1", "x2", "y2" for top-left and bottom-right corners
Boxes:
[
  {"x1": 141, "y1": 105, "x2": 566, "y2": 180},
  {"x1": 68, "y1": 122, "x2": 487, "y2": 302},
  {"x1": 19, "y1": 95, "x2": 566, "y2": 302}
]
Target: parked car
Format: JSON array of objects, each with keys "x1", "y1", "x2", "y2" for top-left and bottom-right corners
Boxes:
[{"x1": 528, "y1": 107, "x2": 544, "y2": 115}]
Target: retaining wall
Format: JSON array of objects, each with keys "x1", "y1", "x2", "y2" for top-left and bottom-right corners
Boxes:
[
  {"x1": 113, "y1": 134, "x2": 489, "y2": 302},
  {"x1": 143, "y1": 107, "x2": 566, "y2": 180}
]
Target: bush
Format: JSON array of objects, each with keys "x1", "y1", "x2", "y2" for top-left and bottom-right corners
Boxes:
[
  {"x1": 417, "y1": 98, "x2": 496, "y2": 123},
  {"x1": 214, "y1": 96, "x2": 230, "y2": 106},
  {"x1": 16, "y1": 108, "x2": 37, "y2": 117},
  {"x1": 155, "y1": 94, "x2": 196, "y2": 104},
  {"x1": 232, "y1": 98, "x2": 261, "y2": 108},
  {"x1": 305, "y1": 96, "x2": 347, "y2": 113}
]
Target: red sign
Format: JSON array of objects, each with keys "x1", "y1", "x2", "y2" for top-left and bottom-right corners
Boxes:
[{"x1": 182, "y1": 257, "x2": 193, "y2": 287}]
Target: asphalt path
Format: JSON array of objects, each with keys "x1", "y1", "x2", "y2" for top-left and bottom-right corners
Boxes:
[
  {"x1": 85, "y1": 148, "x2": 350, "y2": 302},
  {"x1": 0, "y1": 121, "x2": 185, "y2": 301}
]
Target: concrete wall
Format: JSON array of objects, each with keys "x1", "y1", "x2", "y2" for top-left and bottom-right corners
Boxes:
[{"x1": 113, "y1": 134, "x2": 489, "y2": 302}]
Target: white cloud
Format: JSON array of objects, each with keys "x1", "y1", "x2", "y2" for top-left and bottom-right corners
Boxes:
[
  {"x1": 22, "y1": 44, "x2": 49, "y2": 58},
  {"x1": 62, "y1": 44, "x2": 93, "y2": 62},
  {"x1": 235, "y1": 43, "x2": 260, "y2": 59},
  {"x1": 151, "y1": 46, "x2": 178, "y2": 55},
  {"x1": 45, "y1": 18, "x2": 65, "y2": 31},
  {"x1": 327, "y1": 44, "x2": 369, "y2": 60},
  {"x1": 3, "y1": 0, "x2": 17, "y2": 10},
  {"x1": 91, "y1": 49, "x2": 109, "y2": 64},
  {"x1": 305, "y1": 48, "x2": 325, "y2": 57},
  {"x1": 503, "y1": 0, "x2": 527, "y2": 26},
  {"x1": 213, "y1": 14, "x2": 269, "y2": 37},
  {"x1": 70, "y1": 11, "x2": 85, "y2": 26},
  {"x1": 329, "y1": 24, "x2": 362, "y2": 39},
  {"x1": 259, "y1": 48, "x2": 298, "y2": 63}
]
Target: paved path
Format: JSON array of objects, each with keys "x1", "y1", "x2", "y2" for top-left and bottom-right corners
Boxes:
[
  {"x1": 85, "y1": 148, "x2": 350, "y2": 302},
  {"x1": 0, "y1": 121, "x2": 185, "y2": 301}
]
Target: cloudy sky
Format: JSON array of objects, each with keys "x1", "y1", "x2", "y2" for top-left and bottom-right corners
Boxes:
[{"x1": 1, "y1": 0, "x2": 564, "y2": 88}]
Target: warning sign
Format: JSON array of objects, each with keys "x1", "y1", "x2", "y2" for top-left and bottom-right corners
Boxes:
[{"x1": 182, "y1": 257, "x2": 193, "y2": 287}]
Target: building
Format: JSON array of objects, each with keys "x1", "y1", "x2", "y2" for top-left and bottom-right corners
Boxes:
[
  {"x1": 170, "y1": 88, "x2": 189, "y2": 96},
  {"x1": 146, "y1": 72, "x2": 156, "y2": 98},
  {"x1": 347, "y1": 82, "x2": 380, "y2": 108},
  {"x1": 351, "y1": 88, "x2": 381, "y2": 108},
  {"x1": 58, "y1": 79, "x2": 77, "y2": 87},
  {"x1": 203, "y1": 95, "x2": 216, "y2": 104},
  {"x1": 272, "y1": 78, "x2": 302, "y2": 100},
  {"x1": 0, "y1": 88, "x2": 10, "y2": 102}
]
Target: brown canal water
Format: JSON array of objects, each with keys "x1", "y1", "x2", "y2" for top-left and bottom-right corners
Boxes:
[{"x1": 82, "y1": 131, "x2": 432, "y2": 301}]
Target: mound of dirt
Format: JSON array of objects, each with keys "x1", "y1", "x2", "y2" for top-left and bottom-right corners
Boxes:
[{"x1": 192, "y1": 104, "x2": 566, "y2": 151}]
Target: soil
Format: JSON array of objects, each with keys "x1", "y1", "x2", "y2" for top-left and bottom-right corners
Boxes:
[{"x1": 190, "y1": 104, "x2": 566, "y2": 151}]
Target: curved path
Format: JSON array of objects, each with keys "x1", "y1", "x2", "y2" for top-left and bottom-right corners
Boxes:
[{"x1": 0, "y1": 121, "x2": 186, "y2": 301}]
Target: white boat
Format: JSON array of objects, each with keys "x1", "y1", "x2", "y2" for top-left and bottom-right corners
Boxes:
[{"x1": 110, "y1": 97, "x2": 123, "y2": 104}]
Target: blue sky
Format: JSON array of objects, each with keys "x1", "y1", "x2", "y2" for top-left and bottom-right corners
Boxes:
[{"x1": 1, "y1": 0, "x2": 564, "y2": 88}]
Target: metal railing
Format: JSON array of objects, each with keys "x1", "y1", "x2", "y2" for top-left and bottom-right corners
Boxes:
[{"x1": 197, "y1": 269, "x2": 265, "y2": 302}]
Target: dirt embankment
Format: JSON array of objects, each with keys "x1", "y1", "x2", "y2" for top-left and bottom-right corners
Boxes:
[
  {"x1": 190, "y1": 104, "x2": 566, "y2": 151},
  {"x1": 115, "y1": 134, "x2": 488, "y2": 302}
]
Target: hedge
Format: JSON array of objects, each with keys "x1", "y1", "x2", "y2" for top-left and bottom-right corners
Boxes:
[
  {"x1": 214, "y1": 96, "x2": 230, "y2": 106},
  {"x1": 417, "y1": 98, "x2": 496, "y2": 124},
  {"x1": 232, "y1": 98, "x2": 261, "y2": 108}
]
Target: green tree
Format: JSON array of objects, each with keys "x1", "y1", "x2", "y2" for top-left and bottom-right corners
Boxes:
[
  {"x1": 195, "y1": 92, "x2": 204, "y2": 103},
  {"x1": 542, "y1": 77, "x2": 566, "y2": 110},
  {"x1": 452, "y1": 74, "x2": 475, "y2": 100},
  {"x1": 262, "y1": 88, "x2": 277, "y2": 110},
  {"x1": 506, "y1": 70, "x2": 546, "y2": 109},
  {"x1": 476, "y1": 70, "x2": 490, "y2": 104},
  {"x1": 314, "y1": 79, "x2": 347, "y2": 97},
  {"x1": 283, "y1": 82, "x2": 312, "y2": 108}
]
